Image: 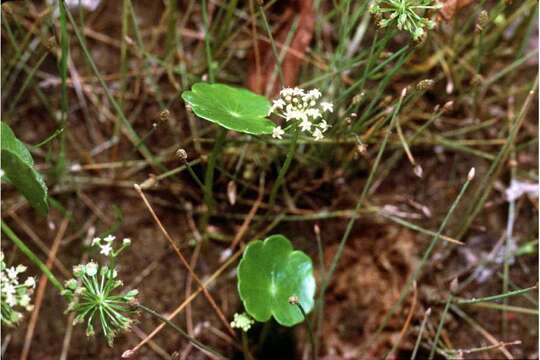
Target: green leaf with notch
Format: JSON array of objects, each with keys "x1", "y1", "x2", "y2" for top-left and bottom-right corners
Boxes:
[
  {"x1": 237, "y1": 234, "x2": 316, "y2": 327},
  {"x1": 181, "y1": 82, "x2": 276, "y2": 135},
  {"x1": 1, "y1": 122, "x2": 48, "y2": 215}
]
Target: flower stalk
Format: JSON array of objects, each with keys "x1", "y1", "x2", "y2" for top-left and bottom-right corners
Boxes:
[
  {"x1": 268, "y1": 127, "x2": 299, "y2": 212},
  {"x1": 290, "y1": 296, "x2": 316, "y2": 360}
]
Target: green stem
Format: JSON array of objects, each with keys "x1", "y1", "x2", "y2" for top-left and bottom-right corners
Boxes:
[
  {"x1": 454, "y1": 285, "x2": 537, "y2": 305},
  {"x1": 34, "y1": 127, "x2": 65, "y2": 148},
  {"x1": 314, "y1": 226, "x2": 325, "y2": 356},
  {"x1": 201, "y1": 0, "x2": 215, "y2": 82},
  {"x1": 268, "y1": 129, "x2": 299, "y2": 212},
  {"x1": 1, "y1": 221, "x2": 64, "y2": 292},
  {"x1": 258, "y1": 3, "x2": 284, "y2": 86},
  {"x1": 295, "y1": 302, "x2": 316, "y2": 360},
  {"x1": 462, "y1": 302, "x2": 539, "y2": 315},
  {"x1": 56, "y1": 0, "x2": 69, "y2": 179},
  {"x1": 201, "y1": 128, "x2": 226, "y2": 231},
  {"x1": 429, "y1": 294, "x2": 452, "y2": 360},
  {"x1": 135, "y1": 303, "x2": 226, "y2": 359}
]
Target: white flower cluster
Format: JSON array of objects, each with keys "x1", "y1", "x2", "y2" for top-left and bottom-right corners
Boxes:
[
  {"x1": 91, "y1": 235, "x2": 131, "y2": 257},
  {"x1": 270, "y1": 87, "x2": 333, "y2": 141},
  {"x1": 370, "y1": 0, "x2": 441, "y2": 41},
  {"x1": 230, "y1": 312, "x2": 254, "y2": 332},
  {"x1": 1, "y1": 252, "x2": 35, "y2": 326},
  {"x1": 62, "y1": 233, "x2": 138, "y2": 345},
  {"x1": 63, "y1": 255, "x2": 138, "y2": 345}
]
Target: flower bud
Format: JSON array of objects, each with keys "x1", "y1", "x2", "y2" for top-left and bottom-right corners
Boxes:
[
  {"x1": 288, "y1": 295, "x2": 299, "y2": 305},
  {"x1": 176, "y1": 148, "x2": 188, "y2": 162}
]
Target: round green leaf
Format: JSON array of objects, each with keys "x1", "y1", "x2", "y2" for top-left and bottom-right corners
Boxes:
[
  {"x1": 181, "y1": 82, "x2": 276, "y2": 135},
  {"x1": 237, "y1": 234, "x2": 316, "y2": 327},
  {"x1": 1, "y1": 122, "x2": 48, "y2": 216}
]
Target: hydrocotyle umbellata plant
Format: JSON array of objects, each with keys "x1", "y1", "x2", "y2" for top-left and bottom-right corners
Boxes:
[
  {"x1": 181, "y1": 83, "x2": 335, "y2": 213},
  {"x1": 181, "y1": 83, "x2": 333, "y2": 140},
  {"x1": 236, "y1": 234, "x2": 316, "y2": 327}
]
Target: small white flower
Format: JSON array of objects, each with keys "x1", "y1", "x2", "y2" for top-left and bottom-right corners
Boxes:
[
  {"x1": 3, "y1": 283, "x2": 16, "y2": 296},
  {"x1": 91, "y1": 237, "x2": 101, "y2": 246},
  {"x1": 313, "y1": 128, "x2": 324, "y2": 141},
  {"x1": 292, "y1": 87, "x2": 304, "y2": 96},
  {"x1": 280, "y1": 88, "x2": 293, "y2": 97},
  {"x1": 319, "y1": 120, "x2": 331, "y2": 132},
  {"x1": 16, "y1": 265, "x2": 27, "y2": 273},
  {"x1": 307, "y1": 89, "x2": 322, "y2": 99},
  {"x1": 122, "y1": 238, "x2": 131, "y2": 246},
  {"x1": 100, "y1": 243, "x2": 113, "y2": 257},
  {"x1": 272, "y1": 126, "x2": 285, "y2": 140},
  {"x1": 271, "y1": 99, "x2": 286, "y2": 113},
  {"x1": 283, "y1": 110, "x2": 294, "y2": 121},
  {"x1": 306, "y1": 108, "x2": 322, "y2": 119},
  {"x1": 285, "y1": 110, "x2": 307, "y2": 122},
  {"x1": 85, "y1": 262, "x2": 98, "y2": 277},
  {"x1": 6, "y1": 293, "x2": 17, "y2": 307},
  {"x1": 103, "y1": 235, "x2": 115, "y2": 243},
  {"x1": 6, "y1": 267, "x2": 19, "y2": 280},
  {"x1": 321, "y1": 101, "x2": 333, "y2": 113},
  {"x1": 24, "y1": 277, "x2": 35, "y2": 288},
  {"x1": 299, "y1": 119, "x2": 313, "y2": 132}
]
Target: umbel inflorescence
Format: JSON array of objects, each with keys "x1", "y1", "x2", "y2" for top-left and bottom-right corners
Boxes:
[
  {"x1": 269, "y1": 87, "x2": 333, "y2": 141},
  {"x1": 230, "y1": 312, "x2": 255, "y2": 332},
  {"x1": 370, "y1": 0, "x2": 442, "y2": 40},
  {"x1": 62, "y1": 235, "x2": 138, "y2": 346},
  {"x1": 0, "y1": 252, "x2": 35, "y2": 326}
]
